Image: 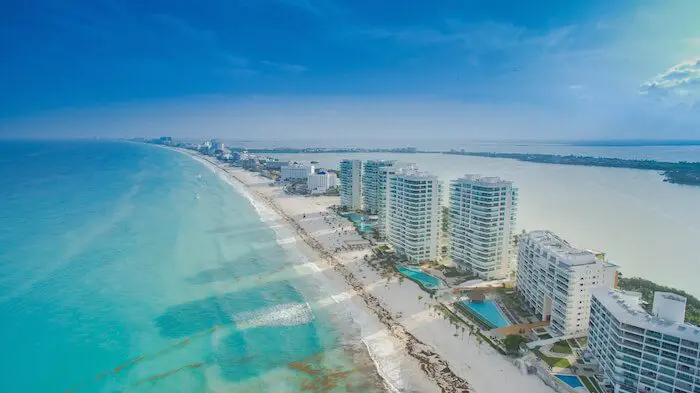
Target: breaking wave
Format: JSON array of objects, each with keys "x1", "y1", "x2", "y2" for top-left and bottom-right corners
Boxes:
[{"x1": 233, "y1": 303, "x2": 314, "y2": 329}]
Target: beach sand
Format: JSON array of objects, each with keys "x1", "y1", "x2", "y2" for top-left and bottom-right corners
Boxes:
[{"x1": 182, "y1": 149, "x2": 553, "y2": 393}]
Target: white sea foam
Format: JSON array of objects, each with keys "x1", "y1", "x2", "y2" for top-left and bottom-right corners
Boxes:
[
  {"x1": 178, "y1": 150, "x2": 404, "y2": 392},
  {"x1": 234, "y1": 303, "x2": 314, "y2": 329}
]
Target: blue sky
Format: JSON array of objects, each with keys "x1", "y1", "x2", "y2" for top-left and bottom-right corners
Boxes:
[{"x1": 1, "y1": 0, "x2": 699, "y2": 140}]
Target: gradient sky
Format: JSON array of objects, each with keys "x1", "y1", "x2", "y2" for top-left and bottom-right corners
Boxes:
[{"x1": 1, "y1": 0, "x2": 700, "y2": 140}]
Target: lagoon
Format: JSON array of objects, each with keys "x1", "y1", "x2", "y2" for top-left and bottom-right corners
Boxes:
[{"x1": 272, "y1": 152, "x2": 700, "y2": 297}]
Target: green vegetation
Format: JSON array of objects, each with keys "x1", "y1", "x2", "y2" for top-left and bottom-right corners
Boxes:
[
  {"x1": 577, "y1": 336, "x2": 588, "y2": 347},
  {"x1": 441, "y1": 206, "x2": 449, "y2": 234},
  {"x1": 579, "y1": 375, "x2": 603, "y2": 393},
  {"x1": 533, "y1": 349, "x2": 571, "y2": 369},
  {"x1": 551, "y1": 341, "x2": 573, "y2": 354},
  {"x1": 504, "y1": 334, "x2": 526, "y2": 356},
  {"x1": 497, "y1": 288, "x2": 532, "y2": 319},
  {"x1": 579, "y1": 376, "x2": 599, "y2": 393},
  {"x1": 445, "y1": 151, "x2": 700, "y2": 186},
  {"x1": 618, "y1": 277, "x2": 700, "y2": 325}
]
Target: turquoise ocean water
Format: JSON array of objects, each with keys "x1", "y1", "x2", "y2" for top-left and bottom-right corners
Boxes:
[{"x1": 0, "y1": 141, "x2": 385, "y2": 393}]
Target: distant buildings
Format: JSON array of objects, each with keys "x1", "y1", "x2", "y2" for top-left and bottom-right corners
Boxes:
[
  {"x1": 515, "y1": 230, "x2": 618, "y2": 336},
  {"x1": 339, "y1": 159, "x2": 363, "y2": 210},
  {"x1": 588, "y1": 288, "x2": 700, "y2": 393},
  {"x1": 449, "y1": 175, "x2": 518, "y2": 279},
  {"x1": 264, "y1": 160, "x2": 289, "y2": 171},
  {"x1": 386, "y1": 170, "x2": 442, "y2": 263},
  {"x1": 363, "y1": 160, "x2": 395, "y2": 215},
  {"x1": 212, "y1": 140, "x2": 225, "y2": 152},
  {"x1": 280, "y1": 163, "x2": 314, "y2": 181},
  {"x1": 307, "y1": 171, "x2": 338, "y2": 195}
]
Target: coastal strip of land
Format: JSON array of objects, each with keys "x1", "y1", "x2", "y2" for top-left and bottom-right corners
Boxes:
[
  {"x1": 444, "y1": 151, "x2": 700, "y2": 186},
  {"x1": 173, "y1": 147, "x2": 551, "y2": 393}
]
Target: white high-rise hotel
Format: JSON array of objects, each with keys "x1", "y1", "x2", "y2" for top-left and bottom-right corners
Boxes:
[
  {"x1": 588, "y1": 289, "x2": 700, "y2": 393},
  {"x1": 449, "y1": 175, "x2": 518, "y2": 279},
  {"x1": 516, "y1": 230, "x2": 618, "y2": 336},
  {"x1": 363, "y1": 160, "x2": 395, "y2": 215},
  {"x1": 386, "y1": 170, "x2": 442, "y2": 263},
  {"x1": 339, "y1": 159, "x2": 362, "y2": 210},
  {"x1": 376, "y1": 165, "x2": 401, "y2": 237}
]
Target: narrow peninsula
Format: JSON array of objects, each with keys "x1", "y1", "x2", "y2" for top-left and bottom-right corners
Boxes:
[{"x1": 445, "y1": 151, "x2": 700, "y2": 186}]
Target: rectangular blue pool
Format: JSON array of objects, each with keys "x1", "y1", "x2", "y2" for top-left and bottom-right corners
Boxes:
[
  {"x1": 396, "y1": 265, "x2": 442, "y2": 289},
  {"x1": 460, "y1": 300, "x2": 511, "y2": 328},
  {"x1": 555, "y1": 375, "x2": 583, "y2": 388}
]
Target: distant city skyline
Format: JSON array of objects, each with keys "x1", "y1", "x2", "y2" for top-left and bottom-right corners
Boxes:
[{"x1": 2, "y1": 1, "x2": 700, "y2": 140}]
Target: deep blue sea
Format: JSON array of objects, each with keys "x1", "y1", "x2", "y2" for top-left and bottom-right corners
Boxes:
[{"x1": 0, "y1": 141, "x2": 384, "y2": 393}]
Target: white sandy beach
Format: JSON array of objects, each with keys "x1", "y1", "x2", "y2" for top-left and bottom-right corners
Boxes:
[{"x1": 183, "y1": 149, "x2": 553, "y2": 393}]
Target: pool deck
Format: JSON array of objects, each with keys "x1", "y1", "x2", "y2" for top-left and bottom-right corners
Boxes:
[{"x1": 494, "y1": 320, "x2": 549, "y2": 337}]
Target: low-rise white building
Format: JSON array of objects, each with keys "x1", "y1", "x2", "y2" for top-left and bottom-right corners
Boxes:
[
  {"x1": 588, "y1": 288, "x2": 700, "y2": 393},
  {"x1": 515, "y1": 230, "x2": 618, "y2": 336},
  {"x1": 449, "y1": 175, "x2": 518, "y2": 279},
  {"x1": 386, "y1": 170, "x2": 442, "y2": 263},
  {"x1": 280, "y1": 163, "x2": 314, "y2": 181},
  {"x1": 307, "y1": 171, "x2": 338, "y2": 195},
  {"x1": 339, "y1": 159, "x2": 362, "y2": 210}
]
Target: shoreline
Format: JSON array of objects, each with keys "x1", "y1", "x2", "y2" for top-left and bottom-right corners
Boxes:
[{"x1": 172, "y1": 146, "x2": 552, "y2": 393}]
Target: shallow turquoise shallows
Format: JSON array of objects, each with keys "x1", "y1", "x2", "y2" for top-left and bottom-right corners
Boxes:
[
  {"x1": 460, "y1": 300, "x2": 511, "y2": 328},
  {"x1": 0, "y1": 141, "x2": 383, "y2": 393},
  {"x1": 396, "y1": 265, "x2": 442, "y2": 289}
]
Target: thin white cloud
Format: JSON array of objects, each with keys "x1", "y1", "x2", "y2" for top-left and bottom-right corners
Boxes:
[
  {"x1": 640, "y1": 58, "x2": 700, "y2": 104},
  {"x1": 358, "y1": 21, "x2": 575, "y2": 55},
  {"x1": 260, "y1": 60, "x2": 308, "y2": 73}
]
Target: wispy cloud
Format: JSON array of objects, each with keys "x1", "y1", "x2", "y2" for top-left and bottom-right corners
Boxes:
[
  {"x1": 640, "y1": 58, "x2": 700, "y2": 104},
  {"x1": 222, "y1": 56, "x2": 307, "y2": 77},
  {"x1": 358, "y1": 20, "x2": 576, "y2": 55},
  {"x1": 260, "y1": 60, "x2": 308, "y2": 73}
]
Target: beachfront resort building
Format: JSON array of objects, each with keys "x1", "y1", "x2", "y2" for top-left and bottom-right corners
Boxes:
[
  {"x1": 307, "y1": 171, "x2": 338, "y2": 195},
  {"x1": 339, "y1": 159, "x2": 362, "y2": 210},
  {"x1": 386, "y1": 170, "x2": 442, "y2": 263},
  {"x1": 515, "y1": 230, "x2": 618, "y2": 336},
  {"x1": 448, "y1": 175, "x2": 518, "y2": 279},
  {"x1": 376, "y1": 165, "x2": 416, "y2": 237},
  {"x1": 588, "y1": 289, "x2": 700, "y2": 393},
  {"x1": 280, "y1": 163, "x2": 314, "y2": 181},
  {"x1": 363, "y1": 160, "x2": 395, "y2": 215}
]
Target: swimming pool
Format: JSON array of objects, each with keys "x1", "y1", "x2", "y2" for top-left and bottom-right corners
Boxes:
[
  {"x1": 555, "y1": 375, "x2": 583, "y2": 388},
  {"x1": 344, "y1": 213, "x2": 363, "y2": 222},
  {"x1": 459, "y1": 300, "x2": 511, "y2": 328},
  {"x1": 343, "y1": 213, "x2": 374, "y2": 232},
  {"x1": 356, "y1": 221, "x2": 373, "y2": 232},
  {"x1": 396, "y1": 265, "x2": 442, "y2": 289}
]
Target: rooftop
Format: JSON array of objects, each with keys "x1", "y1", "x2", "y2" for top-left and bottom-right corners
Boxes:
[
  {"x1": 391, "y1": 169, "x2": 439, "y2": 181},
  {"x1": 592, "y1": 288, "x2": 700, "y2": 343},
  {"x1": 282, "y1": 163, "x2": 313, "y2": 169},
  {"x1": 365, "y1": 160, "x2": 396, "y2": 166},
  {"x1": 526, "y1": 230, "x2": 599, "y2": 266},
  {"x1": 453, "y1": 174, "x2": 513, "y2": 187}
]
